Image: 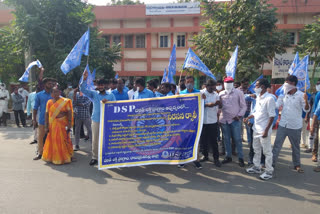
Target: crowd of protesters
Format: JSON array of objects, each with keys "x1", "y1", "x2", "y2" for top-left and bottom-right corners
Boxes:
[{"x1": 1, "y1": 67, "x2": 320, "y2": 180}]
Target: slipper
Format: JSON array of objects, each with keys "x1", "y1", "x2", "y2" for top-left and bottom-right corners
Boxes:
[
  {"x1": 71, "y1": 157, "x2": 77, "y2": 162},
  {"x1": 294, "y1": 166, "x2": 304, "y2": 173},
  {"x1": 314, "y1": 167, "x2": 320, "y2": 172}
]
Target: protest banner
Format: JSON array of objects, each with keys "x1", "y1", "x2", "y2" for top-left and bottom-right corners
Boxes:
[{"x1": 98, "y1": 94, "x2": 203, "y2": 170}]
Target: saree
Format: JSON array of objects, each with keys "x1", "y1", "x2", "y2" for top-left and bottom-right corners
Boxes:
[{"x1": 42, "y1": 98, "x2": 74, "y2": 165}]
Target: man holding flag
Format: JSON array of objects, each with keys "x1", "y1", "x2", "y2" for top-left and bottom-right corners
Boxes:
[
  {"x1": 273, "y1": 75, "x2": 309, "y2": 173},
  {"x1": 80, "y1": 70, "x2": 116, "y2": 166}
]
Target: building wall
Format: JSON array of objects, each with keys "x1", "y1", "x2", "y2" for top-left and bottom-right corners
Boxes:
[{"x1": 1, "y1": 2, "x2": 320, "y2": 79}]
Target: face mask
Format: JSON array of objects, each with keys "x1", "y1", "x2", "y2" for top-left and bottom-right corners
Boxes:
[
  {"x1": 283, "y1": 82, "x2": 296, "y2": 94},
  {"x1": 224, "y1": 83, "x2": 233, "y2": 93},
  {"x1": 316, "y1": 85, "x2": 320, "y2": 92},
  {"x1": 136, "y1": 87, "x2": 140, "y2": 92},
  {"x1": 186, "y1": 83, "x2": 194, "y2": 90},
  {"x1": 216, "y1": 85, "x2": 222, "y2": 91},
  {"x1": 254, "y1": 87, "x2": 262, "y2": 95}
]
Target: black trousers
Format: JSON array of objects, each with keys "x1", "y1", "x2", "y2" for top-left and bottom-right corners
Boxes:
[
  {"x1": 13, "y1": 110, "x2": 26, "y2": 126},
  {"x1": 200, "y1": 123, "x2": 219, "y2": 161}
]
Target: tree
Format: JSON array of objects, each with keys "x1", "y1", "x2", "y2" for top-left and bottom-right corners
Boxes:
[
  {"x1": 295, "y1": 17, "x2": 320, "y2": 86},
  {"x1": 193, "y1": 0, "x2": 290, "y2": 80},
  {"x1": 110, "y1": 0, "x2": 143, "y2": 5},
  {"x1": 1, "y1": 0, "x2": 121, "y2": 88},
  {"x1": 0, "y1": 26, "x2": 25, "y2": 86}
]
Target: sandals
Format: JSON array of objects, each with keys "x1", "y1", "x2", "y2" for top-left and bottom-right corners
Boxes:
[
  {"x1": 314, "y1": 166, "x2": 320, "y2": 172},
  {"x1": 294, "y1": 166, "x2": 304, "y2": 173}
]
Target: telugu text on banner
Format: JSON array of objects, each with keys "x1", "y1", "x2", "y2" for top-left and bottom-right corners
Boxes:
[{"x1": 98, "y1": 94, "x2": 203, "y2": 170}]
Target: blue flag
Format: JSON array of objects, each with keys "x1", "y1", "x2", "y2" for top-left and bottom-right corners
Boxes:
[
  {"x1": 288, "y1": 52, "x2": 299, "y2": 75},
  {"x1": 79, "y1": 64, "x2": 95, "y2": 90},
  {"x1": 225, "y1": 46, "x2": 238, "y2": 79},
  {"x1": 161, "y1": 68, "x2": 167, "y2": 83},
  {"x1": 276, "y1": 53, "x2": 300, "y2": 96},
  {"x1": 19, "y1": 60, "x2": 42, "y2": 82},
  {"x1": 91, "y1": 69, "x2": 96, "y2": 80},
  {"x1": 275, "y1": 85, "x2": 284, "y2": 97},
  {"x1": 115, "y1": 73, "x2": 119, "y2": 79},
  {"x1": 276, "y1": 55, "x2": 309, "y2": 96},
  {"x1": 183, "y1": 48, "x2": 216, "y2": 80},
  {"x1": 248, "y1": 75, "x2": 263, "y2": 93},
  {"x1": 168, "y1": 44, "x2": 176, "y2": 75},
  {"x1": 61, "y1": 28, "x2": 90, "y2": 75},
  {"x1": 292, "y1": 55, "x2": 310, "y2": 92},
  {"x1": 167, "y1": 69, "x2": 175, "y2": 84}
]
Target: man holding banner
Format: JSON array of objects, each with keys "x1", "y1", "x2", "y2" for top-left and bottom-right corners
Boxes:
[
  {"x1": 80, "y1": 70, "x2": 116, "y2": 166},
  {"x1": 273, "y1": 75, "x2": 309, "y2": 173}
]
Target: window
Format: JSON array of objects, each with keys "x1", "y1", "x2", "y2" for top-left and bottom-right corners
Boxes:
[
  {"x1": 104, "y1": 35, "x2": 111, "y2": 47},
  {"x1": 125, "y1": 34, "x2": 134, "y2": 48},
  {"x1": 136, "y1": 34, "x2": 145, "y2": 48},
  {"x1": 113, "y1": 35, "x2": 121, "y2": 45},
  {"x1": 288, "y1": 32, "x2": 296, "y2": 45},
  {"x1": 177, "y1": 34, "x2": 185, "y2": 47},
  {"x1": 160, "y1": 35, "x2": 169, "y2": 48}
]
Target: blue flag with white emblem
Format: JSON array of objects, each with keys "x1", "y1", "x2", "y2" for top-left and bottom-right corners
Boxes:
[
  {"x1": 225, "y1": 46, "x2": 238, "y2": 79},
  {"x1": 161, "y1": 68, "x2": 167, "y2": 83},
  {"x1": 167, "y1": 68, "x2": 175, "y2": 84},
  {"x1": 19, "y1": 60, "x2": 42, "y2": 82},
  {"x1": 288, "y1": 52, "x2": 299, "y2": 75},
  {"x1": 168, "y1": 44, "x2": 176, "y2": 75},
  {"x1": 61, "y1": 28, "x2": 90, "y2": 75},
  {"x1": 292, "y1": 55, "x2": 310, "y2": 92},
  {"x1": 248, "y1": 75, "x2": 263, "y2": 93},
  {"x1": 183, "y1": 48, "x2": 216, "y2": 80},
  {"x1": 115, "y1": 73, "x2": 119, "y2": 79}
]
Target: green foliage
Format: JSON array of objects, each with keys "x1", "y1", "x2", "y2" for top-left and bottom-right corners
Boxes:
[
  {"x1": 295, "y1": 16, "x2": 320, "y2": 85},
  {"x1": 110, "y1": 0, "x2": 143, "y2": 5},
  {"x1": 193, "y1": 0, "x2": 290, "y2": 80},
  {"x1": 1, "y1": 0, "x2": 121, "y2": 88},
  {"x1": 0, "y1": 26, "x2": 25, "y2": 86}
]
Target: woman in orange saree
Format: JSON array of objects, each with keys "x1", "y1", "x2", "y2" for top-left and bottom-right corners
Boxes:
[{"x1": 42, "y1": 87, "x2": 74, "y2": 165}]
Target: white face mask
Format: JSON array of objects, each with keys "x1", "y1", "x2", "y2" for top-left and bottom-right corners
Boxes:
[
  {"x1": 316, "y1": 85, "x2": 320, "y2": 92},
  {"x1": 216, "y1": 85, "x2": 223, "y2": 91},
  {"x1": 283, "y1": 82, "x2": 296, "y2": 94},
  {"x1": 254, "y1": 87, "x2": 262, "y2": 95},
  {"x1": 224, "y1": 83, "x2": 233, "y2": 93}
]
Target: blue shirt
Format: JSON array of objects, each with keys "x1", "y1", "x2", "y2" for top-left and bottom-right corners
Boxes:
[
  {"x1": 33, "y1": 90, "x2": 52, "y2": 125},
  {"x1": 312, "y1": 91, "x2": 320, "y2": 113},
  {"x1": 133, "y1": 88, "x2": 155, "y2": 100},
  {"x1": 80, "y1": 82, "x2": 116, "y2": 123},
  {"x1": 314, "y1": 102, "x2": 320, "y2": 120},
  {"x1": 155, "y1": 91, "x2": 165, "y2": 97},
  {"x1": 180, "y1": 88, "x2": 200, "y2": 94},
  {"x1": 112, "y1": 89, "x2": 129, "y2": 100},
  {"x1": 167, "y1": 91, "x2": 174, "y2": 96}
]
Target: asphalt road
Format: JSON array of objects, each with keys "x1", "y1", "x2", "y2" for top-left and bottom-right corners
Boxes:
[{"x1": 0, "y1": 125, "x2": 319, "y2": 214}]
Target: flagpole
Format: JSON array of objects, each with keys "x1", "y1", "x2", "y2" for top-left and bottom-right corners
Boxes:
[
  {"x1": 178, "y1": 69, "x2": 184, "y2": 87},
  {"x1": 305, "y1": 70, "x2": 307, "y2": 93}
]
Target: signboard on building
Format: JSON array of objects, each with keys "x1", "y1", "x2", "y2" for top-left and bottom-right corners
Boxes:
[
  {"x1": 146, "y1": 3, "x2": 200, "y2": 15},
  {"x1": 272, "y1": 53, "x2": 320, "y2": 79}
]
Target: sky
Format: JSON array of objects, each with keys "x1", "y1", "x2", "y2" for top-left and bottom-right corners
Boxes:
[{"x1": 87, "y1": 0, "x2": 228, "y2": 6}]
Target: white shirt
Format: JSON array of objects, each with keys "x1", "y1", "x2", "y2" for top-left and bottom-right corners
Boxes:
[
  {"x1": 276, "y1": 90, "x2": 309, "y2": 129},
  {"x1": 253, "y1": 92, "x2": 276, "y2": 134},
  {"x1": 128, "y1": 89, "x2": 135, "y2": 100},
  {"x1": 201, "y1": 88, "x2": 219, "y2": 124}
]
